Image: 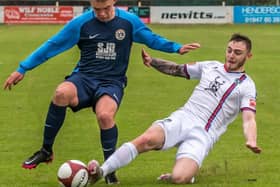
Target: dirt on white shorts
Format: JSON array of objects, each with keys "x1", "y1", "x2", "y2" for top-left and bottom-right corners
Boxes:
[{"x1": 153, "y1": 108, "x2": 213, "y2": 167}]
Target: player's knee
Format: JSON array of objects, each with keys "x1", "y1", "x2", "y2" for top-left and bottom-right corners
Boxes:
[
  {"x1": 137, "y1": 134, "x2": 156, "y2": 150},
  {"x1": 53, "y1": 89, "x2": 69, "y2": 104},
  {"x1": 172, "y1": 174, "x2": 193, "y2": 184},
  {"x1": 53, "y1": 82, "x2": 77, "y2": 105},
  {"x1": 96, "y1": 111, "x2": 114, "y2": 128}
]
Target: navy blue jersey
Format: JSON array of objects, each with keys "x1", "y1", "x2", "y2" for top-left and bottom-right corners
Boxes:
[{"x1": 17, "y1": 8, "x2": 182, "y2": 82}]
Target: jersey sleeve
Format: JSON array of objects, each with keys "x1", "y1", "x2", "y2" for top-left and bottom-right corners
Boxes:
[
  {"x1": 16, "y1": 14, "x2": 86, "y2": 74},
  {"x1": 184, "y1": 62, "x2": 205, "y2": 79},
  {"x1": 121, "y1": 11, "x2": 181, "y2": 53},
  {"x1": 240, "y1": 80, "x2": 257, "y2": 112}
]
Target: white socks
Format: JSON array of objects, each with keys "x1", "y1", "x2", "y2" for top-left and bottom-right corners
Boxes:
[{"x1": 101, "y1": 142, "x2": 138, "y2": 176}]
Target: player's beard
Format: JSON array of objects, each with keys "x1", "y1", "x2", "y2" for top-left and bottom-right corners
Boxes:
[{"x1": 225, "y1": 57, "x2": 246, "y2": 72}]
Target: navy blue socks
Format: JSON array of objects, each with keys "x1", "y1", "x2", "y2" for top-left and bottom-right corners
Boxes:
[
  {"x1": 100, "y1": 125, "x2": 118, "y2": 160},
  {"x1": 42, "y1": 102, "x2": 118, "y2": 160},
  {"x1": 43, "y1": 102, "x2": 66, "y2": 152}
]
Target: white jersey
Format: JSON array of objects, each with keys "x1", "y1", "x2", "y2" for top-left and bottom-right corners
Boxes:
[{"x1": 182, "y1": 60, "x2": 257, "y2": 143}]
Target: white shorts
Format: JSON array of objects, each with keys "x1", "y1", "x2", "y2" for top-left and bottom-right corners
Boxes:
[{"x1": 154, "y1": 108, "x2": 213, "y2": 167}]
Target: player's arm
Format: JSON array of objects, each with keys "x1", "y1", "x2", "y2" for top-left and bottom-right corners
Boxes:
[
  {"x1": 3, "y1": 25, "x2": 78, "y2": 90},
  {"x1": 151, "y1": 58, "x2": 185, "y2": 77},
  {"x1": 17, "y1": 21, "x2": 80, "y2": 74},
  {"x1": 242, "y1": 110, "x2": 262, "y2": 154},
  {"x1": 3, "y1": 15, "x2": 85, "y2": 90},
  {"x1": 141, "y1": 48, "x2": 186, "y2": 77}
]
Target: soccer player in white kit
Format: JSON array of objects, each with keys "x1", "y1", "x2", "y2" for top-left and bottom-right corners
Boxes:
[{"x1": 87, "y1": 33, "x2": 262, "y2": 184}]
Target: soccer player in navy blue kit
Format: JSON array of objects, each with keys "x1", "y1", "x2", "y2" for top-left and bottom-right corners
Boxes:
[{"x1": 3, "y1": 0, "x2": 200, "y2": 184}]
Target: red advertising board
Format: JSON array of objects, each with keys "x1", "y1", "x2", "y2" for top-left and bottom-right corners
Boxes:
[{"x1": 4, "y1": 6, "x2": 74, "y2": 24}]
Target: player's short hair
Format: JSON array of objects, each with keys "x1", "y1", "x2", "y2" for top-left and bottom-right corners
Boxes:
[{"x1": 229, "y1": 33, "x2": 252, "y2": 52}]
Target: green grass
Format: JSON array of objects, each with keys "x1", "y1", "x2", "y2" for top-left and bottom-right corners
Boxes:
[{"x1": 0, "y1": 24, "x2": 280, "y2": 187}]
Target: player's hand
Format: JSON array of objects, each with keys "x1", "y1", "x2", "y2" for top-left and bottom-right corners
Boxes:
[
  {"x1": 141, "y1": 48, "x2": 153, "y2": 67},
  {"x1": 246, "y1": 142, "x2": 262, "y2": 154},
  {"x1": 179, "y1": 43, "x2": 201, "y2": 55},
  {"x1": 3, "y1": 71, "x2": 24, "y2": 90}
]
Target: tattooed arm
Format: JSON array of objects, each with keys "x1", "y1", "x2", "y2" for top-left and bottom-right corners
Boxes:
[
  {"x1": 150, "y1": 58, "x2": 186, "y2": 77},
  {"x1": 142, "y1": 48, "x2": 186, "y2": 77}
]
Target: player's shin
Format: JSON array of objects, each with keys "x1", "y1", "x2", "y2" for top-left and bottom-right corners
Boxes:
[
  {"x1": 100, "y1": 125, "x2": 118, "y2": 160},
  {"x1": 101, "y1": 142, "x2": 138, "y2": 176},
  {"x1": 43, "y1": 102, "x2": 67, "y2": 152}
]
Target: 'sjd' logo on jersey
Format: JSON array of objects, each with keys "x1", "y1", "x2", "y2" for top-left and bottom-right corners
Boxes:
[{"x1": 96, "y1": 42, "x2": 117, "y2": 60}]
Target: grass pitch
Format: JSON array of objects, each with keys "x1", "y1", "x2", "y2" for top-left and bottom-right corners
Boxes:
[{"x1": 0, "y1": 24, "x2": 279, "y2": 187}]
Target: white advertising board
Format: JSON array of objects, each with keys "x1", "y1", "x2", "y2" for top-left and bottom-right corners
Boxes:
[{"x1": 151, "y1": 6, "x2": 233, "y2": 24}]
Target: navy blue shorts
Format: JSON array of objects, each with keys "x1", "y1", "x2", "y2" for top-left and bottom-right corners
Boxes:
[{"x1": 65, "y1": 72, "x2": 125, "y2": 112}]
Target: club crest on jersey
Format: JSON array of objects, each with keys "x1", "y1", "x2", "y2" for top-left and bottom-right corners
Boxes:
[
  {"x1": 205, "y1": 76, "x2": 225, "y2": 96},
  {"x1": 115, "y1": 29, "x2": 126, "y2": 40}
]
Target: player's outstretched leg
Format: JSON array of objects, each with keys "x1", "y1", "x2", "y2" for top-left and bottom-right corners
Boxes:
[
  {"x1": 87, "y1": 160, "x2": 103, "y2": 185},
  {"x1": 22, "y1": 148, "x2": 53, "y2": 169}
]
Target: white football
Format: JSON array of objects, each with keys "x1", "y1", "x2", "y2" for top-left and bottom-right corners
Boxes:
[{"x1": 57, "y1": 160, "x2": 89, "y2": 187}]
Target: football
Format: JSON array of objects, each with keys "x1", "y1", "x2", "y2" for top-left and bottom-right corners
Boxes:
[{"x1": 57, "y1": 160, "x2": 89, "y2": 187}]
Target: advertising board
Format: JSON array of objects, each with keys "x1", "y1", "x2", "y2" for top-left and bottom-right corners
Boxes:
[
  {"x1": 4, "y1": 6, "x2": 74, "y2": 24},
  {"x1": 151, "y1": 6, "x2": 232, "y2": 24},
  {"x1": 234, "y1": 6, "x2": 280, "y2": 24}
]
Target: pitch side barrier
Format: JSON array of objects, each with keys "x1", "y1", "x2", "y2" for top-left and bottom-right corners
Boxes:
[
  {"x1": 150, "y1": 6, "x2": 280, "y2": 24},
  {"x1": 0, "y1": 5, "x2": 149, "y2": 24},
  {"x1": 0, "y1": 6, "x2": 83, "y2": 24},
  {"x1": 234, "y1": 6, "x2": 280, "y2": 24},
  {"x1": 150, "y1": 6, "x2": 233, "y2": 24},
  {"x1": 0, "y1": 6, "x2": 280, "y2": 24}
]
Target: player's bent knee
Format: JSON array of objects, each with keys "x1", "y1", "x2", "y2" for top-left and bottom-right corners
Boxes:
[
  {"x1": 53, "y1": 89, "x2": 70, "y2": 104},
  {"x1": 96, "y1": 111, "x2": 114, "y2": 129},
  {"x1": 136, "y1": 134, "x2": 157, "y2": 151},
  {"x1": 53, "y1": 82, "x2": 77, "y2": 105},
  {"x1": 172, "y1": 174, "x2": 193, "y2": 184},
  {"x1": 53, "y1": 88, "x2": 77, "y2": 106}
]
